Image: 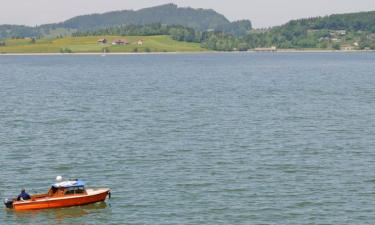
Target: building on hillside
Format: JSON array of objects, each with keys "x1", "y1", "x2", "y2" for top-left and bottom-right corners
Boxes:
[
  {"x1": 254, "y1": 46, "x2": 277, "y2": 52},
  {"x1": 97, "y1": 38, "x2": 107, "y2": 44},
  {"x1": 319, "y1": 37, "x2": 330, "y2": 42},
  {"x1": 112, "y1": 39, "x2": 129, "y2": 45},
  {"x1": 337, "y1": 30, "x2": 346, "y2": 36},
  {"x1": 137, "y1": 40, "x2": 144, "y2": 46},
  {"x1": 367, "y1": 34, "x2": 375, "y2": 40},
  {"x1": 341, "y1": 45, "x2": 355, "y2": 51},
  {"x1": 330, "y1": 30, "x2": 346, "y2": 36}
]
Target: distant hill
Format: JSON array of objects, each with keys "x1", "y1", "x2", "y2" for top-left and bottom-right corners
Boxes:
[
  {"x1": 276, "y1": 10, "x2": 375, "y2": 32},
  {"x1": 51, "y1": 4, "x2": 234, "y2": 31},
  {"x1": 0, "y1": 25, "x2": 40, "y2": 39},
  {"x1": 0, "y1": 4, "x2": 252, "y2": 39},
  {"x1": 243, "y1": 10, "x2": 375, "y2": 49}
]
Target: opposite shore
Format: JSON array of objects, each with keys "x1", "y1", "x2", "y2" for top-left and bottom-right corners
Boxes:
[{"x1": 0, "y1": 49, "x2": 374, "y2": 56}]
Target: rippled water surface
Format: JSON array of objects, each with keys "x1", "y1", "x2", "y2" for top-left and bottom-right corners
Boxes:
[{"x1": 1, "y1": 53, "x2": 375, "y2": 224}]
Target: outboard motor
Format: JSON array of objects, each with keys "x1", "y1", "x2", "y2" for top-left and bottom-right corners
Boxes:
[{"x1": 4, "y1": 198, "x2": 13, "y2": 209}]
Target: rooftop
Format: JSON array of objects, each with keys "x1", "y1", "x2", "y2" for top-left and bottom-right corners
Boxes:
[{"x1": 52, "y1": 180, "x2": 85, "y2": 188}]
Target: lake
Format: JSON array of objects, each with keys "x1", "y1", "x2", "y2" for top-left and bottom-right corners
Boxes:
[{"x1": 1, "y1": 52, "x2": 375, "y2": 224}]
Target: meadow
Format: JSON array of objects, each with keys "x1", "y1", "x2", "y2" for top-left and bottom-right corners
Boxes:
[{"x1": 0, "y1": 35, "x2": 207, "y2": 53}]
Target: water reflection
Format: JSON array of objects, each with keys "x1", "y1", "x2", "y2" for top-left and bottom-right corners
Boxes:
[{"x1": 5, "y1": 202, "x2": 108, "y2": 224}]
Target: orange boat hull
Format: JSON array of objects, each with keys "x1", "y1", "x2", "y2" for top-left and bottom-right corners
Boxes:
[{"x1": 13, "y1": 189, "x2": 110, "y2": 211}]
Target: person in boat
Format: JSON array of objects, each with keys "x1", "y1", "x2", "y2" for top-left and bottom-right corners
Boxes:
[{"x1": 17, "y1": 189, "x2": 31, "y2": 201}]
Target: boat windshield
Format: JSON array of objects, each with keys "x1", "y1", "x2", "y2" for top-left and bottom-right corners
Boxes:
[{"x1": 64, "y1": 186, "x2": 85, "y2": 195}]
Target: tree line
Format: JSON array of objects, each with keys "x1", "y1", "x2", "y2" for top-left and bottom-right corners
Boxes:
[{"x1": 72, "y1": 23, "x2": 251, "y2": 51}]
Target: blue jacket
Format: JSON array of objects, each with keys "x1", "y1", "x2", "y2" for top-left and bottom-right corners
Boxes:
[{"x1": 17, "y1": 192, "x2": 31, "y2": 201}]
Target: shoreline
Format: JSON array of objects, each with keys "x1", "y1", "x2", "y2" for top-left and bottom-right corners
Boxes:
[{"x1": 0, "y1": 49, "x2": 374, "y2": 56}]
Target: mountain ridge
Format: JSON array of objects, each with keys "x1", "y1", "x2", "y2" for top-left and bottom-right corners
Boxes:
[{"x1": 0, "y1": 3, "x2": 252, "y2": 38}]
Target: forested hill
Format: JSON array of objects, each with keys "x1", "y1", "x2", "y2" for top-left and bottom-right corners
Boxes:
[
  {"x1": 0, "y1": 4, "x2": 252, "y2": 38},
  {"x1": 276, "y1": 10, "x2": 375, "y2": 32},
  {"x1": 243, "y1": 10, "x2": 375, "y2": 50},
  {"x1": 0, "y1": 25, "x2": 40, "y2": 39},
  {"x1": 50, "y1": 4, "x2": 237, "y2": 31}
]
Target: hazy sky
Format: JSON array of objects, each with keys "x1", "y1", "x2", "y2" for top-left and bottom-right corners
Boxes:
[{"x1": 1, "y1": 0, "x2": 375, "y2": 28}]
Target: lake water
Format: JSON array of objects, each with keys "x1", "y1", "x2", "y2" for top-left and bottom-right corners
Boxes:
[{"x1": 1, "y1": 53, "x2": 375, "y2": 225}]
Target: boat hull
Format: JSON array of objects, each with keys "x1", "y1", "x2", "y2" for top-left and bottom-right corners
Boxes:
[{"x1": 12, "y1": 189, "x2": 110, "y2": 211}]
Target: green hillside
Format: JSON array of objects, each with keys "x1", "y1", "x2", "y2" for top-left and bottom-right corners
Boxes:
[
  {"x1": 297, "y1": 11, "x2": 375, "y2": 31},
  {"x1": 0, "y1": 35, "x2": 207, "y2": 53},
  {"x1": 243, "y1": 11, "x2": 375, "y2": 50}
]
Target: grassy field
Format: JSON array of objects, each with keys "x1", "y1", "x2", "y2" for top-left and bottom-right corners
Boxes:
[{"x1": 0, "y1": 35, "x2": 208, "y2": 53}]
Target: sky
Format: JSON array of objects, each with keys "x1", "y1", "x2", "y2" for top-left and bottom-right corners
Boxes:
[{"x1": 1, "y1": 0, "x2": 375, "y2": 28}]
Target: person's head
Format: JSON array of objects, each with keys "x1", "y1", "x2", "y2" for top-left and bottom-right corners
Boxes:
[{"x1": 21, "y1": 189, "x2": 26, "y2": 193}]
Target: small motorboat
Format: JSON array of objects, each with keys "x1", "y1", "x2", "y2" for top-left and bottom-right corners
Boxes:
[{"x1": 4, "y1": 178, "x2": 110, "y2": 210}]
